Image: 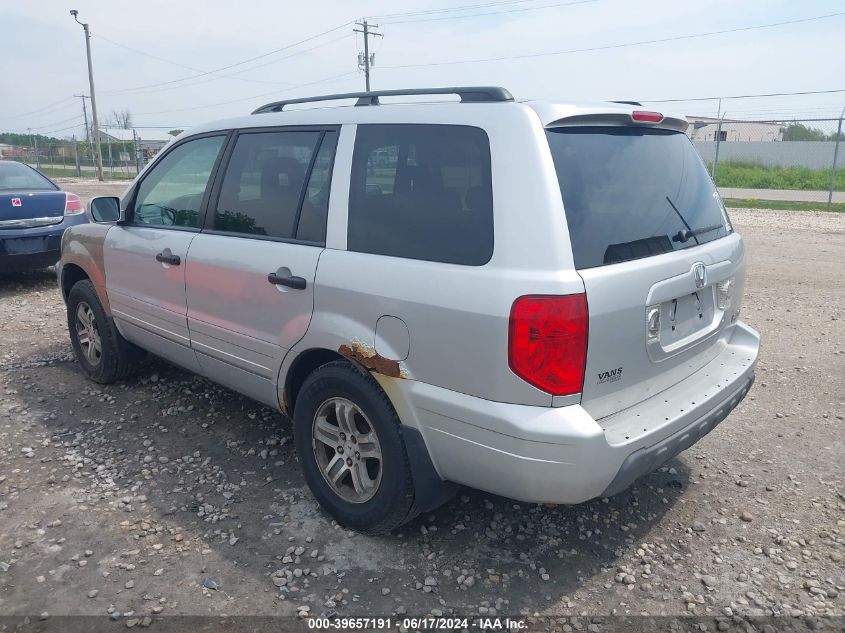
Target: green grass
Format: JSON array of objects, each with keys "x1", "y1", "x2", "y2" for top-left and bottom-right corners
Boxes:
[
  {"x1": 36, "y1": 165, "x2": 135, "y2": 181},
  {"x1": 711, "y1": 161, "x2": 845, "y2": 191},
  {"x1": 723, "y1": 198, "x2": 845, "y2": 213}
]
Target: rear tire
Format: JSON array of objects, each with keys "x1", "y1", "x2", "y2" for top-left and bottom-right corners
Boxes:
[
  {"x1": 67, "y1": 280, "x2": 143, "y2": 384},
  {"x1": 293, "y1": 361, "x2": 418, "y2": 535}
]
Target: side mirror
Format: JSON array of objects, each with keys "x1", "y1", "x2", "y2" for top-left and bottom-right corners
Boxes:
[{"x1": 87, "y1": 196, "x2": 122, "y2": 223}]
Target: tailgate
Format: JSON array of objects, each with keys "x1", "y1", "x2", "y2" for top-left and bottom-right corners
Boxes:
[
  {"x1": 544, "y1": 123, "x2": 746, "y2": 419},
  {"x1": 579, "y1": 235, "x2": 746, "y2": 419}
]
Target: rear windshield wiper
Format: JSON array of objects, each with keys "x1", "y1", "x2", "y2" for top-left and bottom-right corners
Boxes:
[{"x1": 672, "y1": 223, "x2": 723, "y2": 243}]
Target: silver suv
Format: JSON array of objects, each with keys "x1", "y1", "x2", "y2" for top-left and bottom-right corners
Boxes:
[{"x1": 58, "y1": 87, "x2": 759, "y2": 534}]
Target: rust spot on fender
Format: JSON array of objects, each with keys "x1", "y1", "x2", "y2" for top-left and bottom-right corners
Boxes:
[{"x1": 339, "y1": 340, "x2": 408, "y2": 379}]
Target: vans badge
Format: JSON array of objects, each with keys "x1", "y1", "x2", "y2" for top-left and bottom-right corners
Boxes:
[{"x1": 597, "y1": 367, "x2": 623, "y2": 384}]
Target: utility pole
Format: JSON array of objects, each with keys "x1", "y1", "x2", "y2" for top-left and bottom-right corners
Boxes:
[
  {"x1": 70, "y1": 10, "x2": 104, "y2": 181},
  {"x1": 75, "y1": 94, "x2": 91, "y2": 147},
  {"x1": 354, "y1": 19, "x2": 382, "y2": 92}
]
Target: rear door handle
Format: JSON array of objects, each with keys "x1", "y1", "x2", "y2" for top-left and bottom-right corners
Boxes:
[
  {"x1": 155, "y1": 251, "x2": 181, "y2": 266},
  {"x1": 267, "y1": 272, "x2": 306, "y2": 290}
]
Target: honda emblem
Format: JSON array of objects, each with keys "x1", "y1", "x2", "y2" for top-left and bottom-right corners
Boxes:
[{"x1": 693, "y1": 263, "x2": 706, "y2": 289}]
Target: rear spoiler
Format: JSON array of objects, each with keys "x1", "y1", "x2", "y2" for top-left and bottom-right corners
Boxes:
[{"x1": 546, "y1": 111, "x2": 689, "y2": 133}]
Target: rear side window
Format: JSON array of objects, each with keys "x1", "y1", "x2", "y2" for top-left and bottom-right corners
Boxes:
[
  {"x1": 214, "y1": 130, "x2": 331, "y2": 241},
  {"x1": 546, "y1": 127, "x2": 730, "y2": 269},
  {"x1": 348, "y1": 124, "x2": 493, "y2": 266}
]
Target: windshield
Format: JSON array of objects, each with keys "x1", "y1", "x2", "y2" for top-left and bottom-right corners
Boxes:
[
  {"x1": 546, "y1": 126, "x2": 731, "y2": 269},
  {"x1": 0, "y1": 161, "x2": 57, "y2": 191}
]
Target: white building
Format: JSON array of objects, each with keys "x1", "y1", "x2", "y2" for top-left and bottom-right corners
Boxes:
[
  {"x1": 99, "y1": 128, "x2": 176, "y2": 153},
  {"x1": 686, "y1": 117, "x2": 784, "y2": 142}
]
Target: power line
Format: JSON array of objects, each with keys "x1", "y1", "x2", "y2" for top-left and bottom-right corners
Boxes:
[
  {"x1": 39, "y1": 120, "x2": 85, "y2": 136},
  {"x1": 0, "y1": 96, "x2": 76, "y2": 121},
  {"x1": 372, "y1": 0, "x2": 563, "y2": 20},
  {"x1": 133, "y1": 70, "x2": 359, "y2": 118},
  {"x1": 379, "y1": 11, "x2": 845, "y2": 69},
  {"x1": 101, "y1": 21, "x2": 353, "y2": 96},
  {"x1": 93, "y1": 33, "x2": 305, "y2": 88},
  {"x1": 640, "y1": 88, "x2": 845, "y2": 104},
  {"x1": 103, "y1": 33, "x2": 351, "y2": 98},
  {"x1": 381, "y1": 0, "x2": 596, "y2": 25},
  {"x1": 29, "y1": 113, "x2": 83, "y2": 130}
]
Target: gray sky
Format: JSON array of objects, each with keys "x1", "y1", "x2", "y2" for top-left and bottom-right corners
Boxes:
[{"x1": 2, "y1": 0, "x2": 844, "y2": 137}]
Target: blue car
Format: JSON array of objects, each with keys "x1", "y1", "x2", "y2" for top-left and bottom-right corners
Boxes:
[{"x1": 0, "y1": 161, "x2": 87, "y2": 272}]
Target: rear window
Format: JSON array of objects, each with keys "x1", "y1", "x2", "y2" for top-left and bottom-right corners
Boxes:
[
  {"x1": 0, "y1": 162, "x2": 57, "y2": 191},
  {"x1": 546, "y1": 127, "x2": 731, "y2": 269},
  {"x1": 348, "y1": 124, "x2": 493, "y2": 266}
]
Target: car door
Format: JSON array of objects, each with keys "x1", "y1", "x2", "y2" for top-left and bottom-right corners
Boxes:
[
  {"x1": 104, "y1": 133, "x2": 228, "y2": 371},
  {"x1": 184, "y1": 128, "x2": 338, "y2": 408}
]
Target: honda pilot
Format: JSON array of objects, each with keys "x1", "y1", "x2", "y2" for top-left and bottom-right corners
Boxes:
[{"x1": 57, "y1": 87, "x2": 759, "y2": 534}]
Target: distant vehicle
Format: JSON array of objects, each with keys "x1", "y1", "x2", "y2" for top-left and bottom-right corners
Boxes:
[
  {"x1": 58, "y1": 86, "x2": 759, "y2": 534},
  {"x1": 0, "y1": 161, "x2": 86, "y2": 272}
]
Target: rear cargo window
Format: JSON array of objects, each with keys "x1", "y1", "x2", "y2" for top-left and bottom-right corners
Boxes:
[{"x1": 546, "y1": 127, "x2": 731, "y2": 269}]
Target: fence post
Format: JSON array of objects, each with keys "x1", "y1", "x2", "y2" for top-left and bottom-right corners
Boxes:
[
  {"x1": 73, "y1": 137, "x2": 81, "y2": 177},
  {"x1": 712, "y1": 113, "x2": 726, "y2": 185},
  {"x1": 828, "y1": 107, "x2": 844, "y2": 213},
  {"x1": 107, "y1": 134, "x2": 113, "y2": 178},
  {"x1": 133, "y1": 129, "x2": 142, "y2": 174}
]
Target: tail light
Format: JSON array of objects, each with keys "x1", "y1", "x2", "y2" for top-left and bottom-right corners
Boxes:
[
  {"x1": 631, "y1": 110, "x2": 663, "y2": 123},
  {"x1": 717, "y1": 276, "x2": 735, "y2": 310},
  {"x1": 508, "y1": 294, "x2": 589, "y2": 396},
  {"x1": 64, "y1": 192, "x2": 84, "y2": 216}
]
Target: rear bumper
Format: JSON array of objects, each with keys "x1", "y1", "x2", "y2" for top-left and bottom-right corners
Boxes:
[
  {"x1": 0, "y1": 250, "x2": 61, "y2": 272},
  {"x1": 601, "y1": 372, "x2": 754, "y2": 496},
  {"x1": 379, "y1": 321, "x2": 759, "y2": 504},
  {"x1": 0, "y1": 214, "x2": 87, "y2": 272}
]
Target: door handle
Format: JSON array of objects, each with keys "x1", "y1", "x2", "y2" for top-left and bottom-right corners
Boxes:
[
  {"x1": 155, "y1": 251, "x2": 181, "y2": 266},
  {"x1": 267, "y1": 272, "x2": 306, "y2": 290}
]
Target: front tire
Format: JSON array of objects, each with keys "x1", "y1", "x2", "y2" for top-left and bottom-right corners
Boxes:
[
  {"x1": 67, "y1": 280, "x2": 142, "y2": 384},
  {"x1": 293, "y1": 361, "x2": 418, "y2": 534}
]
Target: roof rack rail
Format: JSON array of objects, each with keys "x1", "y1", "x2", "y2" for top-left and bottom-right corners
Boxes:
[
  {"x1": 610, "y1": 100, "x2": 643, "y2": 106},
  {"x1": 251, "y1": 86, "x2": 513, "y2": 114}
]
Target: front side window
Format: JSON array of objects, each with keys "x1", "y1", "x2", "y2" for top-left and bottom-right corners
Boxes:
[
  {"x1": 348, "y1": 124, "x2": 493, "y2": 266},
  {"x1": 132, "y1": 135, "x2": 225, "y2": 229},
  {"x1": 214, "y1": 130, "x2": 329, "y2": 240}
]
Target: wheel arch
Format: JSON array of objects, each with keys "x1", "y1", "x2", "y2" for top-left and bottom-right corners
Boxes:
[
  {"x1": 60, "y1": 263, "x2": 90, "y2": 300},
  {"x1": 60, "y1": 223, "x2": 113, "y2": 315},
  {"x1": 282, "y1": 347, "x2": 348, "y2": 417},
  {"x1": 282, "y1": 347, "x2": 457, "y2": 514}
]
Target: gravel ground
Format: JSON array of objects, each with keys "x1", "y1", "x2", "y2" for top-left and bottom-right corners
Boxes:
[{"x1": 0, "y1": 184, "x2": 843, "y2": 629}]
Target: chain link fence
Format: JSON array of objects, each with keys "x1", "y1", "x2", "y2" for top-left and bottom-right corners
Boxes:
[
  {"x1": 1, "y1": 132, "x2": 165, "y2": 181},
  {"x1": 687, "y1": 116, "x2": 844, "y2": 211}
]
